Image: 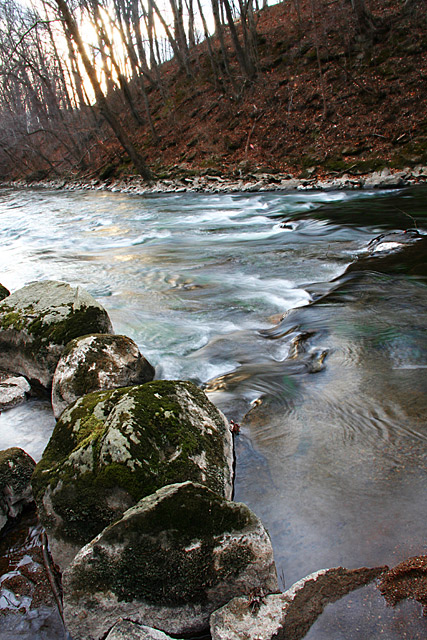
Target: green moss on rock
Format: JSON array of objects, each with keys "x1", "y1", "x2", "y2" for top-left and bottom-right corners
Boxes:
[
  {"x1": 51, "y1": 333, "x2": 155, "y2": 418},
  {"x1": 26, "y1": 304, "x2": 112, "y2": 348},
  {"x1": 0, "y1": 447, "x2": 35, "y2": 493},
  {"x1": 0, "y1": 447, "x2": 36, "y2": 530},
  {"x1": 32, "y1": 381, "x2": 232, "y2": 549},
  {"x1": 0, "y1": 281, "x2": 113, "y2": 391},
  {"x1": 0, "y1": 310, "x2": 26, "y2": 330},
  {"x1": 68, "y1": 482, "x2": 256, "y2": 607}
]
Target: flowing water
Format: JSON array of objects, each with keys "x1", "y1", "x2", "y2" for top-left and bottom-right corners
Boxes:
[{"x1": 0, "y1": 185, "x2": 426, "y2": 637}]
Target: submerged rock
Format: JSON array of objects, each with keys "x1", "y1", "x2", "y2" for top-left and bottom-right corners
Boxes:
[
  {"x1": 366, "y1": 229, "x2": 422, "y2": 253},
  {"x1": 0, "y1": 370, "x2": 31, "y2": 410},
  {"x1": 62, "y1": 481, "x2": 278, "y2": 639},
  {"x1": 348, "y1": 231, "x2": 427, "y2": 277},
  {"x1": 0, "y1": 281, "x2": 113, "y2": 391},
  {"x1": 0, "y1": 447, "x2": 35, "y2": 531},
  {"x1": 51, "y1": 333, "x2": 155, "y2": 418},
  {"x1": 0, "y1": 283, "x2": 9, "y2": 300},
  {"x1": 210, "y1": 565, "x2": 386, "y2": 640},
  {"x1": 32, "y1": 380, "x2": 233, "y2": 568}
]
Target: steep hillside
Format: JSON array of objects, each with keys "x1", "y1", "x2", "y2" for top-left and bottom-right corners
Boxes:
[{"x1": 5, "y1": 0, "x2": 427, "y2": 182}]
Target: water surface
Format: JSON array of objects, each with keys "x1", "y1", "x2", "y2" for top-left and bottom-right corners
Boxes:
[{"x1": 0, "y1": 185, "x2": 426, "y2": 637}]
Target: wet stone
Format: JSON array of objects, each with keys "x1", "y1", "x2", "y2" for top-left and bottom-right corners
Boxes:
[
  {"x1": 51, "y1": 333, "x2": 155, "y2": 418},
  {"x1": 0, "y1": 284, "x2": 9, "y2": 301},
  {"x1": 0, "y1": 509, "x2": 67, "y2": 640},
  {"x1": 62, "y1": 481, "x2": 278, "y2": 639},
  {"x1": 210, "y1": 566, "x2": 386, "y2": 640},
  {"x1": 32, "y1": 380, "x2": 233, "y2": 569},
  {"x1": 0, "y1": 280, "x2": 113, "y2": 392},
  {"x1": 0, "y1": 447, "x2": 35, "y2": 532},
  {"x1": 305, "y1": 580, "x2": 427, "y2": 640},
  {"x1": 105, "y1": 619, "x2": 180, "y2": 640},
  {"x1": 378, "y1": 555, "x2": 427, "y2": 614},
  {"x1": 0, "y1": 370, "x2": 31, "y2": 411}
]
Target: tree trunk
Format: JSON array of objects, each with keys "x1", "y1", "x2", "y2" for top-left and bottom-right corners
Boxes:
[
  {"x1": 349, "y1": 0, "x2": 376, "y2": 34},
  {"x1": 221, "y1": 0, "x2": 256, "y2": 79}
]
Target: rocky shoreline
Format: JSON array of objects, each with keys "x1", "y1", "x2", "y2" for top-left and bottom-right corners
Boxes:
[
  {"x1": 2, "y1": 165, "x2": 427, "y2": 196},
  {"x1": 1, "y1": 234, "x2": 427, "y2": 638}
]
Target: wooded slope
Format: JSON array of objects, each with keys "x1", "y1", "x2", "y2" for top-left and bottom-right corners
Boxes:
[{"x1": 1, "y1": 0, "x2": 426, "y2": 182}]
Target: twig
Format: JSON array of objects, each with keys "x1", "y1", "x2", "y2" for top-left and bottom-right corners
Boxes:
[
  {"x1": 6, "y1": 20, "x2": 55, "y2": 64},
  {"x1": 244, "y1": 111, "x2": 262, "y2": 162},
  {"x1": 395, "y1": 207, "x2": 418, "y2": 231},
  {"x1": 41, "y1": 531, "x2": 64, "y2": 624}
]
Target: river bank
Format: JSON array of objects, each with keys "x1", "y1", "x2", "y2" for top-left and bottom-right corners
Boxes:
[
  {"x1": 2, "y1": 165, "x2": 427, "y2": 196},
  {"x1": 2, "y1": 2, "x2": 426, "y2": 192}
]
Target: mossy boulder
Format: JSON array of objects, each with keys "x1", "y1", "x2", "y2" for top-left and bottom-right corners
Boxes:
[
  {"x1": 0, "y1": 370, "x2": 31, "y2": 410},
  {"x1": 0, "y1": 447, "x2": 35, "y2": 531},
  {"x1": 51, "y1": 334, "x2": 155, "y2": 418},
  {"x1": 32, "y1": 381, "x2": 233, "y2": 568},
  {"x1": 0, "y1": 284, "x2": 10, "y2": 301},
  {"x1": 0, "y1": 281, "x2": 113, "y2": 392},
  {"x1": 62, "y1": 482, "x2": 278, "y2": 639}
]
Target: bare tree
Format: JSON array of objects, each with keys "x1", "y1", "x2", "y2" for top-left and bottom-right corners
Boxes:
[{"x1": 53, "y1": 0, "x2": 152, "y2": 180}]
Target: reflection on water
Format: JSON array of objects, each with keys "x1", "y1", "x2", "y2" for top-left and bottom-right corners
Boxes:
[
  {"x1": 0, "y1": 185, "x2": 427, "y2": 637},
  {"x1": 231, "y1": 265, "x2": 427, "y2": 592},
  {"x1": 305, "y1": 583, "x2": 427, "y2": 639}
]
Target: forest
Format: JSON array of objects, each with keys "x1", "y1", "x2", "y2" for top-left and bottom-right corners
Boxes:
[{"x1": 0, "y1": 0, "x2": 426, "y2": 182}]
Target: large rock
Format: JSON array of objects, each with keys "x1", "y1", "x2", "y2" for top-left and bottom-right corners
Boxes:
[
  {"x1": 105, "y1": 620, "x2": 178, "y2": 640},
  {"x1": 0, "y1": 281, "x2": 113, "y2": 391},
  {"x1": 32, "y1": 380, "x2": 233, "y2": 568},
  {"x1": 210, "y1": 565, "x2": 386, "y2": 640},
  {"x1": 62, "y1": 482, "x2": 278, "y2": 639},
  {"x1": 51, "y1": 333, "x2": 155, "y2": 418},
  {"x1": 0, "y1": 447, "x2": 35, "y2": 531},
  {"x1": 0, "y1": 370, "x2": 31, "y2": 410}
]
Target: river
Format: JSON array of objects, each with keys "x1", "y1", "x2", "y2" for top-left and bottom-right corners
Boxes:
[{"x1": 0, "y1": 185, "x2": 426, "y2": 638}]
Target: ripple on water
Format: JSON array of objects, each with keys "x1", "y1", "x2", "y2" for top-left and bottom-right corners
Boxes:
[
  {"x1": 0, "y1": 401, "x2": 55, "y2": 463},
  {"x1": 0, "y1": 186, "x2": 426, "y2": 640},
  {"x1": 305, "y1": 582, "x2": 427, "y2": 640}
]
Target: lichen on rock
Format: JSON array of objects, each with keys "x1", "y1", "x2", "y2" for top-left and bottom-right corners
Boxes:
[
  {"x1": 105, "y1": 620, "x2": 178, "y2": 640},
  {"x1": 0, "y1": 280, "x2": 113, "y2": 391},
  {"x1": 32, "y1": 380, "x2": 233, "y2": 568},
  {"x1": 51, "y1": 333, "x2": 155, "y2": 418},
  {"x1": 62, "y1": 481, "x2": 278, "y2": 639}
]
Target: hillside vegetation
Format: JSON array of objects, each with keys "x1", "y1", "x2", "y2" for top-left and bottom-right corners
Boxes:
[{"x1": 1, "y1": 0, "x2": 426, "y2": 183}]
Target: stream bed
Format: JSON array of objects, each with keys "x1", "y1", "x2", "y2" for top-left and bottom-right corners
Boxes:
[{"x1": 0, "y1": 185, "x2": 426, "y2": 638}]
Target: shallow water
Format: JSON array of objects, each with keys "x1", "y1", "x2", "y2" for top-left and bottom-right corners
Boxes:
[{"x1": 0, "y1": 185, "x2": 426, "y2": 637}]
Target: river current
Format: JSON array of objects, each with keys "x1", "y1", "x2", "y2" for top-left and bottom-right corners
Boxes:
[{"x1": 0, "y1": 185, "x2": 426, "y2": 637}]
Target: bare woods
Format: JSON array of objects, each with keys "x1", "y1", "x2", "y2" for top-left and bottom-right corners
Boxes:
[{"x1": 0, "y1": 0, "x2": 425, "y2": 182}]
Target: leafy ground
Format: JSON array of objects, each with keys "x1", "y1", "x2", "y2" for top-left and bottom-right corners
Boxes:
[{"x1": 9, "y1": 0, "x2": 427, "y2": 182}]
